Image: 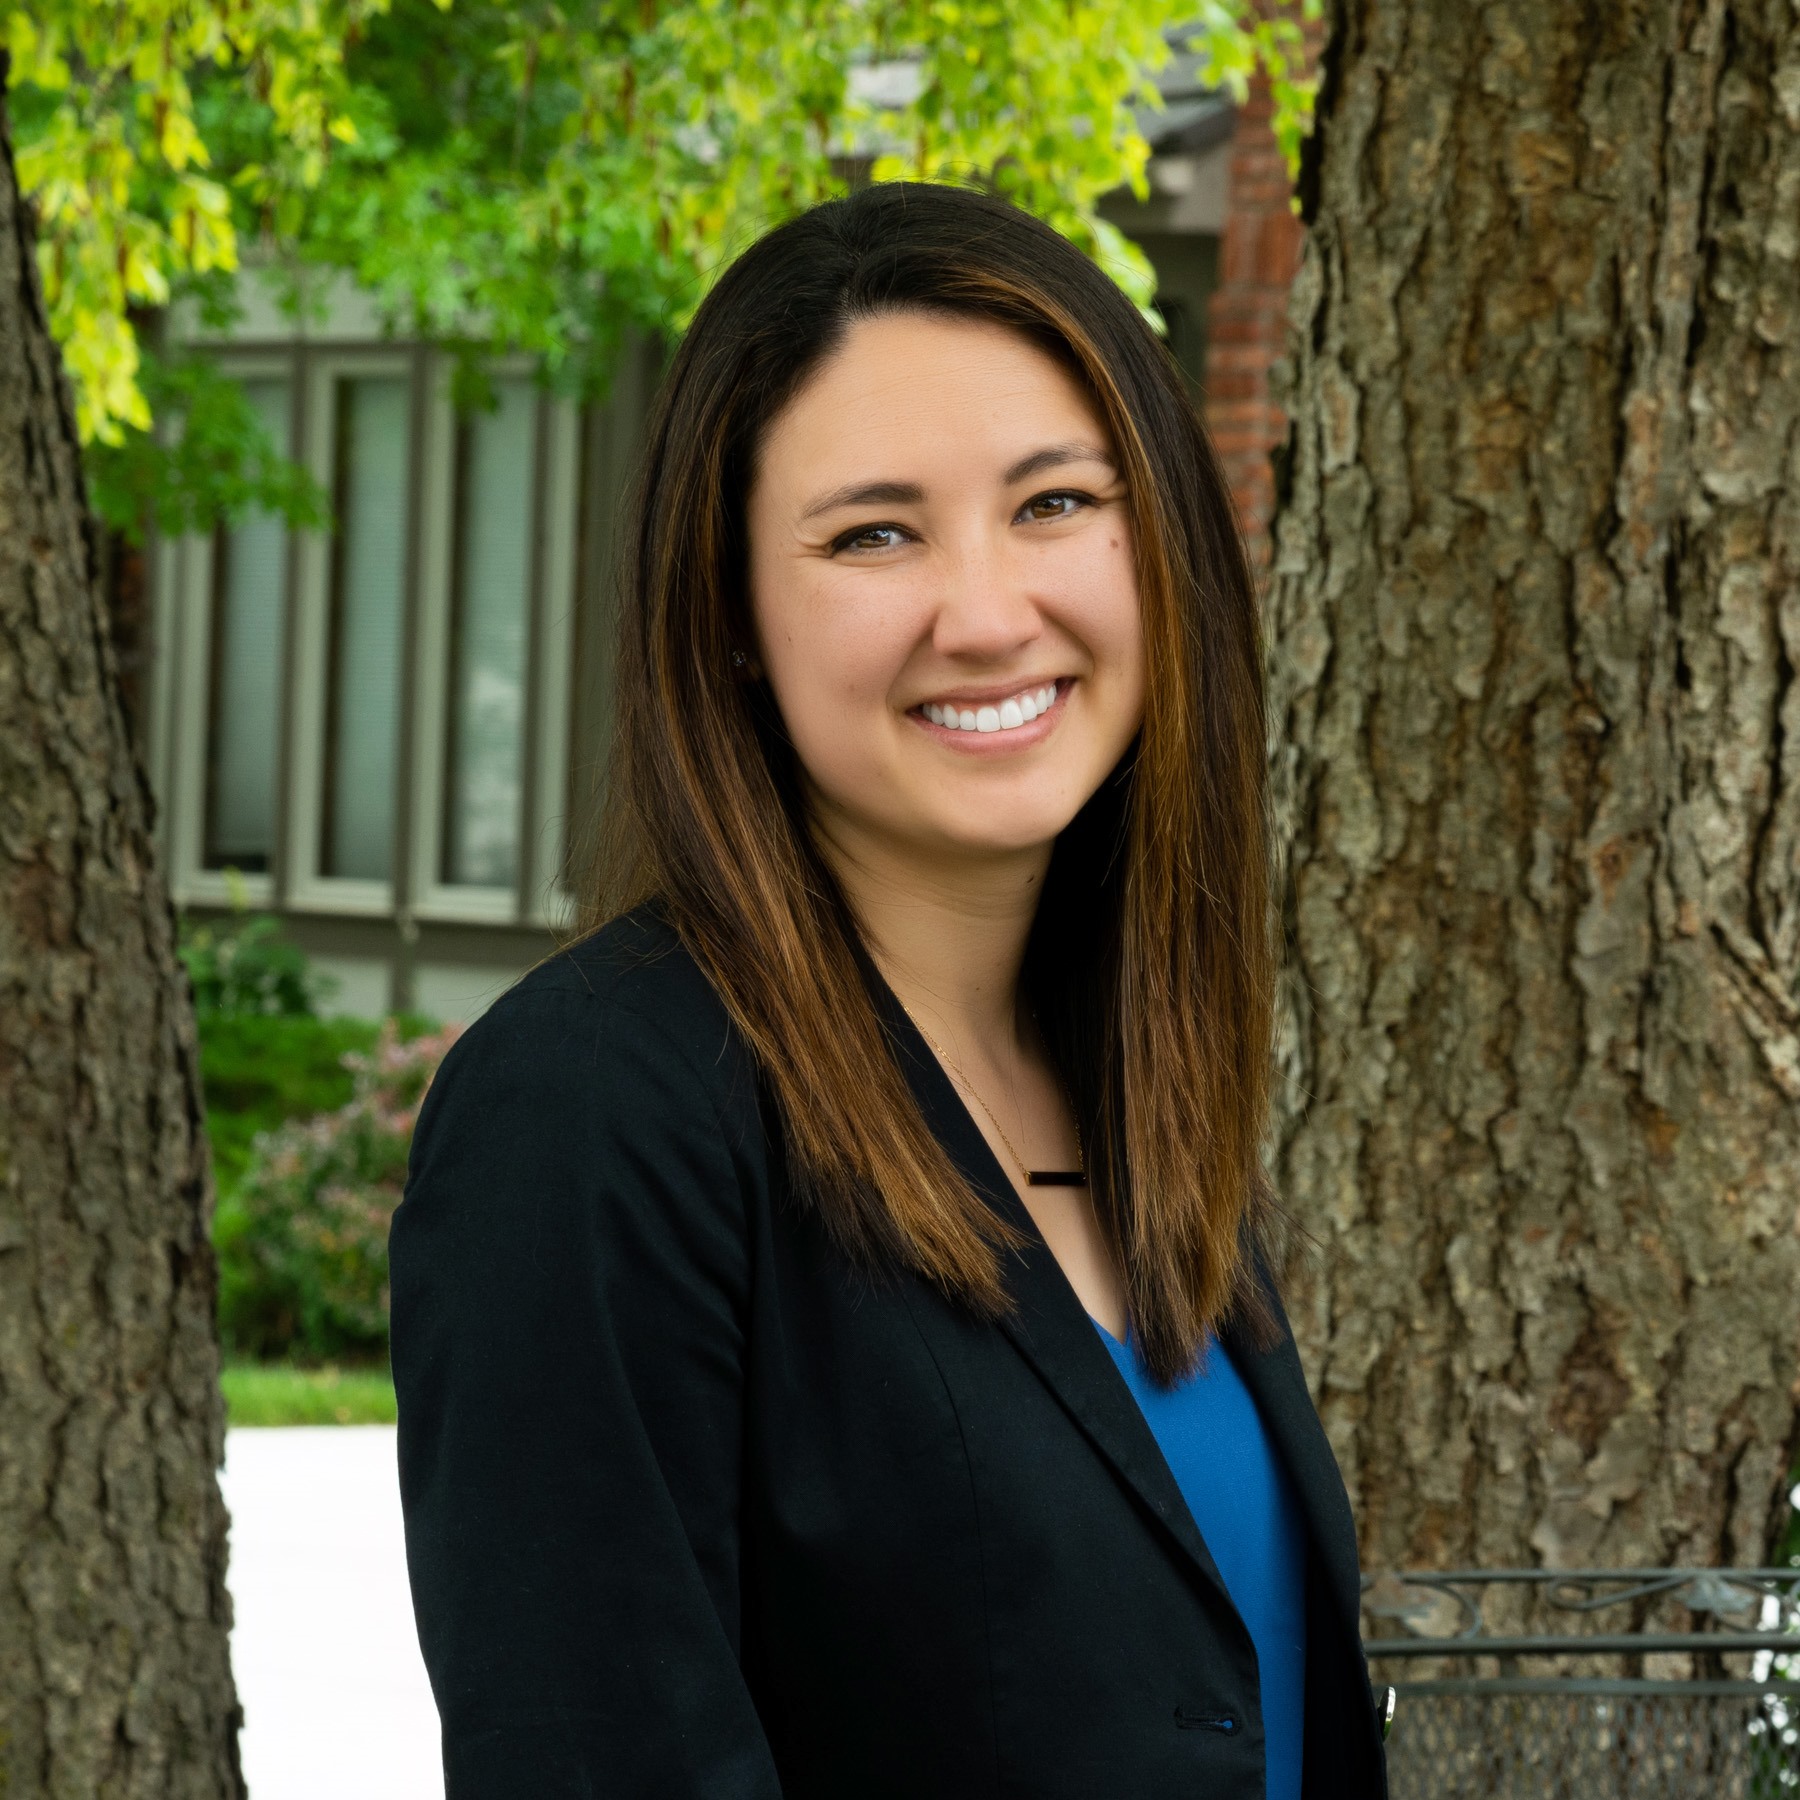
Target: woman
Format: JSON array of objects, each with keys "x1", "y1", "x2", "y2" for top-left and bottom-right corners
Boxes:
[{"x1": 391, "y1": 182, "x2": 1388, "y2": 1800}]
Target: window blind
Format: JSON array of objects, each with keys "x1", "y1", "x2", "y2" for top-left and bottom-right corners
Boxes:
[
  {"x1": 443, "y1": 379, "x2": 535, "y2": 888},
  {"x1": 322, "y1": 376, "x2": 411, "y2": 882},
  {"x1": 205, "y1": 378, "x2": 290, "y2": 871}
]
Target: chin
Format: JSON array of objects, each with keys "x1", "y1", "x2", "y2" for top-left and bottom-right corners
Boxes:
[{"x1": 924, "y1": 805, "x2": 1081, "y2": 859}]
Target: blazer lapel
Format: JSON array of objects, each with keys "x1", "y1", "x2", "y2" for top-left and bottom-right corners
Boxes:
[
  {"x1": 874, "y1": 989, "x2": 1240, "y2": 1620},
  {"x1": 1223, "y1": 1298, "x2": 1366, "y2": 1642}
]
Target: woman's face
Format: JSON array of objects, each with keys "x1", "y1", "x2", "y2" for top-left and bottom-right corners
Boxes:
[{"x1": 746, "y1": 310, "x2": 1146, "y2": 869}]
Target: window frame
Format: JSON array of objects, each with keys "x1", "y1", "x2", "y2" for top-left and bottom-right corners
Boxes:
[
  {"x1": 285, "y1": 348, "x2": 417, "y2": 917},
  {"x1": 409, "y1": 355, "x2": 548, "y2": 925},
  {"x1": 150, "y1": 329, "x2": 594, "y2": 936},
  {"x1": 406, "y1": 361, "x2": 581, "y2": 928},
  {"x1": 158, "y1": 349, "x2": 296, "y2": 910},
  {"x1": 527, "y1": 393, "x2": 582, "y2": 930}
]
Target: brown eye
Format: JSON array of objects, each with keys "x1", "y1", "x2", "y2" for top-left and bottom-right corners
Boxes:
[
  {"x1": 1020, "y1": 491, "x2": 1088, "y2": 523},
  {"x1": 834, "y1": 523, "x2": 909, "y2": 554}
]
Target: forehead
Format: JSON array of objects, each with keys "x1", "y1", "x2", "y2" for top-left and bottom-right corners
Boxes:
[{"x1": 755, "y1": 311, "x2": 1111, "y2": 496}]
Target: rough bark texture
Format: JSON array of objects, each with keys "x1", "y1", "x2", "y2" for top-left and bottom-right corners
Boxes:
[
  {"x1": 1270, "y1": 0, "x2": 1800, "y2": 1577},
  {"x1": 0, "y1": 72, "x2": 244, "y2": 1800}
]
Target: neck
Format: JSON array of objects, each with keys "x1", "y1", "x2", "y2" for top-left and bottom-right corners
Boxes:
[{"x1": 812, "y1": 806, "x2": 1050, "y2": 1060}]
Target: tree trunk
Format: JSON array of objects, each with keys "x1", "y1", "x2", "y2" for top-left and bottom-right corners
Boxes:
[
  {"x1": 1270, "y1": 0, "x2": 1800, "y2": 1576},
  {"x1": 0, "y1": 66, "x2": 244, "y2": 1799}
]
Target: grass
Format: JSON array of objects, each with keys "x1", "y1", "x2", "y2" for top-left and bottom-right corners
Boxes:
[{"x1": 222, "y1": 1360, "x2": 397, "y2": 1427}]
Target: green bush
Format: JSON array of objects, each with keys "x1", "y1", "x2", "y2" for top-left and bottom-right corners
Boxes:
[
  {"x1": 216, "y1": 1020, "x2": 460, "y2": 1361},
  {"x1": 179, "y1": 890, "x2": 330, "y2": 1018},
  {"x1": 201, "y1": 1011, "x2": 385, "y2": 1199},
  {"x1": 178, "y1": 900, "x2": 442, "y2": 1201},
  {"x1": 178, "y1": 899, "x2": 454, "y2": 1363}
]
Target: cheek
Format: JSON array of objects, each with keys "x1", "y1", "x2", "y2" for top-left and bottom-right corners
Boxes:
[
  {"x1": 1064, "y1": 533, "x2": 1145, "y2": 697},
  {"x1": 1115, "y1": 591, "x2": 1147, "y2": 705},
  {"x1": 759, "y1": 574, "x2": 899, "y2": 695},
  {"x1": 751, "y1": 567, "x2": 919, "y2": 770}
]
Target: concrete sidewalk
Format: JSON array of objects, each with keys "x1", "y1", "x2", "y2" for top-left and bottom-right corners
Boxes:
[{"x1": 221, "y1": 1426, "x2": 442, "y2": 1800}]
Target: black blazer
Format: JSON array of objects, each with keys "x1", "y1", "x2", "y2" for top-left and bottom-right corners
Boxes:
[{"x1": 391, "y1": 908, "x2": 1388, "y2": 1799}]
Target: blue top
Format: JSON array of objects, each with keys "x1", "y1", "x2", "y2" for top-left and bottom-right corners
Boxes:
[{"x1": 1095, "y1": 1322, "x2": 1307, "y2": 1800}]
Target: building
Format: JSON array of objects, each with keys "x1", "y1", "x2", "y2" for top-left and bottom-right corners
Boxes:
[{"x1": 140, "y1": 73, "x2": 1290, "y2": 1024}]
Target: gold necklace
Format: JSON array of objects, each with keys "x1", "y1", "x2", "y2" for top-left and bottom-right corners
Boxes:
[{"x1": 907, "y1": 1014, "x2": 1086, "y2": 1189}]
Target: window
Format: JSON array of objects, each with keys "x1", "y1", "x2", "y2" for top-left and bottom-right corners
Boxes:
[
  {"x1": 152, "y1": 337, "x2": 626, "y2": 935},
  {"x1": 320, "y1": 376, "x2": 411, "y2": 881},
  {"x1": 203, "y1": 378, "x2": 290, "y2": 871},
  {"x1": 442, "y1": 379, "x2": 537, "y2": 888}
]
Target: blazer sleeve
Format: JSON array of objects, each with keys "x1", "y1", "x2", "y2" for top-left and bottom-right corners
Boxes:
[{"x1": 389, "y1": 977, "x2": 783, "y2": 1799}]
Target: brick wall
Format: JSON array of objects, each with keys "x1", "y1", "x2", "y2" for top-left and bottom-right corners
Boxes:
[{"x1": 1202, "y1": 68, "x2": 1310, "y2": 581}]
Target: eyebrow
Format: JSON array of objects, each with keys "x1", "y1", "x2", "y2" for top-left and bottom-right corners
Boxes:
[
  {"x1": 796, "y1": 442, "x2": 1117, "y2": 523},
  {"x1": 800, "y1": 478, "x2": 925, "y2": 522},
  {"x1": 1002, "y1": 441, "x2": 1116, "y2": 484}
]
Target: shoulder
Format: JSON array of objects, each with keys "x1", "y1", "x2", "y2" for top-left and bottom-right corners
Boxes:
[
  {"x1": 461, "y1": 904, "x2": 746, "y2": 1084},
  {"x1": 419, "y1": 905, "x2": 764, "y2": 1161},
  {"x1": 392, "y1": 909, "x2": 766, "y2": 1396},
  {"x1": 500, "y1": 903, "x2": 734, "y2": 1039}
]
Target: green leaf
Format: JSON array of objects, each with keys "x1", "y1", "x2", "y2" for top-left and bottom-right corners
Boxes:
[
  {"x1": 85, "y1": 350, "x2": 330, "y2": 539},
  {"x1": 14, "y1": 0, "x2": 1322, "y2": 451}
]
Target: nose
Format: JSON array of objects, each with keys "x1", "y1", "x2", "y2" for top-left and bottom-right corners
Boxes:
[{"x1": 929, "y1": 535, "x2": 1044, "y2": 663}]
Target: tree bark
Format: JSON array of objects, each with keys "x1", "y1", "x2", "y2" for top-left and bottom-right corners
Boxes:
[
  {"x1": 0, "y1": 66, "x2": 244, "y2": 1799},
  {"x1": 1270, "y1": 0, "x2": 1800, "y2": 1577}
]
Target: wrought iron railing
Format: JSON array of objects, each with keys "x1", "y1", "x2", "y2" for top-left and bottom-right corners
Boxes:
[{"x1": 1361, "y1": 1568, "x2": 1800, "y2": 1799}]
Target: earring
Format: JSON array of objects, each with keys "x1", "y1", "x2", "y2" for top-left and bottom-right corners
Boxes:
[{"x1": 730, "y1": 650, "x2": 748, "y2": 669}]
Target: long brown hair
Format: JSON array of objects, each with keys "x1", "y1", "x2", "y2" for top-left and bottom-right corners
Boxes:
[{"x1": 581, "y1": 182, "x2": 1273, "y2": 1381}]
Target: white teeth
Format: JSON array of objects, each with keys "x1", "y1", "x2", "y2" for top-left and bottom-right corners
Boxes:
[{"x1": 924, "y1": 681, "x2": 1061, "y2": 733}]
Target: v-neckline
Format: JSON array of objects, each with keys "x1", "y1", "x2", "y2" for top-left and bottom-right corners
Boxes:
[{"x1": 858, "y1": 946, "x2": 1370, "y2": 1650}]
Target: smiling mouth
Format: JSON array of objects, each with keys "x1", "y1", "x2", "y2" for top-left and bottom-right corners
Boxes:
[{"x1": 918, "y1": 681, "x2": 1062, "y2": 735}]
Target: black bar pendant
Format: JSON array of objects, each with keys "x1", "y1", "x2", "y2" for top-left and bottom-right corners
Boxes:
[{"x1": 1026, "y1": 1170, "x2": 1088, "y2": 1187}]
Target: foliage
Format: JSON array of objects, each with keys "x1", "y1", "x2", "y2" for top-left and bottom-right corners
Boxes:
[
  {"x1": 216, "y1": 1019, "x2": 458, "y2": 1360},
  {"x1": 1184, "y1": 0, "x2": 1321, "y2": 174},
  {"x1": 220, "y1": 1360, "x2": 396, "y2": 1423},
  {"x1": 199, "y1": 1010, "x2": 389, "y2": 1199},
  {"x1": 177, "y1": 893, "x2": 387, "y2": 1199},
  {"x1": 85, "y1": 347, "x2": 329, "y2": 538},
  {"x1": 177, "y1": 899, "x2": 445, "y2": 1356},
  {"x1": 6, "y1": 0, "x2": 381, "y2": 445},
  {"x1": 7, "y1": 0, "x2": 1320, "y2": 530},
  {"x1": 300, "y1": 0, "x2": 1320, "y2": 388},
  {"x1": 179, "y1": 883, "x2": 329, "y2": 1017}
]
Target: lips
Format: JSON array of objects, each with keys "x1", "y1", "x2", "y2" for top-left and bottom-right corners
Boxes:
[{"x1": 920, "y1": 681, "x2": 1060, "y2": 734}]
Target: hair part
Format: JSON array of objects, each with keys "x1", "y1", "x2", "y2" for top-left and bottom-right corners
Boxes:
[{"x1": 579, "y1": 182, "x2": 1275, "y2": 1382}]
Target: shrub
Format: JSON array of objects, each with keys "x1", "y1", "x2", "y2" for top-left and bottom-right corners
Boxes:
[
  {"x1": 179, "y1": 888, "x2": 332, "y2": 1018},
  {"x1": 216, "y1": 1020, "x2": 460, "y2": 1362},
  {"x1": 177, "y1": 897, "x2": 439, "y2": 1202},
  {"x1": 201, "y1": 1011, "x2": 386, "y2": 1199}
]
